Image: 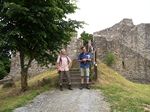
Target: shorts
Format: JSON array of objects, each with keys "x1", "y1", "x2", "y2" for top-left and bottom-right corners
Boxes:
[{"x1": 80, "y1": 68, "x2": 90, "y2": 77}]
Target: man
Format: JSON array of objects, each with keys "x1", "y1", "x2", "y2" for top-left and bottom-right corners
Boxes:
[
  {"x1": 78, "y1": 46, "x2": 91, "y2": 89},
  {"x1": 56, "y1": 49, "x2": 72, "y2": 91}
]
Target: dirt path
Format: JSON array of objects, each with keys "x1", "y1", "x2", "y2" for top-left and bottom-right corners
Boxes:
[{"x1": 14, "y1": 88, "x2": 110, "y2": 112}]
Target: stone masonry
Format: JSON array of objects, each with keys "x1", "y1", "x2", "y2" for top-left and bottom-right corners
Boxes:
[
  {"x1": 66, "y1": 33, "x2": 83, "y2": 60},
  {"x1": 94, "y1": 19, "x2": 150, "y2": 83},
  {"x1": 9, "y1": 52, "x2": 51, "y2": 80}
]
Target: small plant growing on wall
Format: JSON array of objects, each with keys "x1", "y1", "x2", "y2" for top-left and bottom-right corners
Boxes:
[{"x1": 104, "y1": 52, "x2": 115, "y2": 66}]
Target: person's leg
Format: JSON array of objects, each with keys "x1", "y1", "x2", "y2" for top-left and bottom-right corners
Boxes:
[
  {"x1": 85, "y1": 68, "x2": 90, "y2": 89},
  {"x1": 59, "y1": 71, "x2": 64, "y2": 91},
  {"x1": 80, "y1": 68, "x2": 84, "y2": 89},
  {"x1": 66, "y1": 71, "x2": 72, "y2": 90}
]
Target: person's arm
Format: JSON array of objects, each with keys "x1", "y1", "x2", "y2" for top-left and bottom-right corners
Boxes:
[
  {"x1": 68, "y1": 56, "x2": 72, "y2": 68},
  {"x1": 86, "y1": 58, "x2": 91, "y2": 61},
  {"x1": 78, "y1": 59, "x2": 83, "y2": 62},
  {"x1": 56, "y1": 55, "x2": 60, "y2": 69},
  {"x1": 86, "y1": 53, "x2": 92, "y2": 61},
  {"x1": 78, "y1": 54, "x2": 84, "y2": 62}
]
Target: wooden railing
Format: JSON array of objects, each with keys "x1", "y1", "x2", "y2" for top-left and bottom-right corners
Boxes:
[{"x1": 93, "y1": 49, "x2": 98, "y2": 80}]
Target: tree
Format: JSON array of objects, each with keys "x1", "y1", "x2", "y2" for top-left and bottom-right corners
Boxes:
[
  {"x1": 0, "y1": 0, "x2": 82, "y2": 91},
  {"x1": 80, "y1": 31, "x2": 93, "y2": 46}
]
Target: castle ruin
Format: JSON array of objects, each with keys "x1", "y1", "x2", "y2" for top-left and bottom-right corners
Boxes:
[{"x1": 94, "y1": 19, "x2": 150, "y2": 83}]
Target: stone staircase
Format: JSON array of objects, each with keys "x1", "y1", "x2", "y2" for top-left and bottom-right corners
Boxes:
[
  {"x1": 62, "y1": 68, "x2": 81, "y2": 86},
  {"x1": 61, "y1": 60, "x2": 94, "y2": 87},
  {"x1": 61, "y1": 60, "x2": 81, "y2": 86}
]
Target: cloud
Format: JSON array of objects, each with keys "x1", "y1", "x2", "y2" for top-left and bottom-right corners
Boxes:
[{"x1": 69, "y1": 0, "x2": 150, "y2": 35}]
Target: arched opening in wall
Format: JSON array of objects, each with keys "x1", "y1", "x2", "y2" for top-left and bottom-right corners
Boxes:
[{"x1": 122, "y1": 60, "x2": 125, "y2": 69}]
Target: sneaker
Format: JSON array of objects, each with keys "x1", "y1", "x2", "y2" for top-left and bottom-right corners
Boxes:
[
  {"x1": 79, "y1": 84, "x2": 84, "y2": 90},
  {"x1": 68, "y1": 85, "x2": 73, "y2": 90},
  {"x1": 60, "y1": 85, "x2": 63, "y2": 91},
  {"x1": 86, "y1": 84, "x2": 90, "y2": 89}
]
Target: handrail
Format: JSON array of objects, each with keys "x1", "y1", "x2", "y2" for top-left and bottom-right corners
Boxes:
[
  {"x1": 93, "y1": 50, "x2": 98, "y2": 80},
  {"x1": 86, "y1": 40, "x2": 98, "y2": 81}
]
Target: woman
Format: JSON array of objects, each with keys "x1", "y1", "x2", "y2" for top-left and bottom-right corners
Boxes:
[{"x1": 56, "y1": 49, "x2": 72, "y2": 91}]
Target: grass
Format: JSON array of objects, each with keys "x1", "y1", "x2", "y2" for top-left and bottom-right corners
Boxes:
[
  {"x1": 0, "y1": 69, "x2": 58, "y2": 112},
  {"x1": 1, "y1": 60, "x2": 150, "y2": 112},
  {"x1": 94, "y1": 61, "x2": 150, "y2": 112}
]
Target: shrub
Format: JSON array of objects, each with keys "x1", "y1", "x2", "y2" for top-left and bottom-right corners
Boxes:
[
  {"x1": 104, "y1": 52, "x2": 115, "y2": 66},
  {"x1": 0, "y1": 61, "x2": 7, "y2": 79},
  {"x1": 0, "y1": 48, "x2": 11, "y2": 79}
]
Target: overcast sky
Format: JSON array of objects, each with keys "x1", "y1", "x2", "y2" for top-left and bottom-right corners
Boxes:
[{"x1": 69, "y1": 0, "x2": 150, "y2": 35}]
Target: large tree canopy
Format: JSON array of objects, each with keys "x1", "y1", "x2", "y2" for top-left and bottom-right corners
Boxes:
[{"x1": 0, "y1": 0, "x2": 82, "y2": 91}]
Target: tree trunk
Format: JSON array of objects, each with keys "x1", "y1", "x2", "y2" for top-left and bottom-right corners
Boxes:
[
  {"x1": 19, "y1": 51, "x2": 28, "y2": 91},
  {"x1": 21, "y1": 69, "x2": 28, "y2": 91},
  {"x1": 19, "y1": 50, "x2": 33, "y2": 91}
]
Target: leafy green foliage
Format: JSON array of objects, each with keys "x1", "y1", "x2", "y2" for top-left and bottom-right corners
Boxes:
[
  {"x1": 0, "y1": 0, "x2": 82, "y2": 90},
  {"x1": 0, "y1": 42, "x2": 11, "y2": 79},
  {"x1": 0, "y1": 60, "x2": 7, "y2": 79},
  {"x1": 0, "y1": 60, "x2": 10, "y2": 79},
  {"x1": 0, "y1": 0, "x2": 81, "y2": 65},
  {"x1": 80, "y1": 31, "x2": 93, "y2": 46},
  {"x1": 104, "y1": 52, "x2": 115, "y2": 66}
]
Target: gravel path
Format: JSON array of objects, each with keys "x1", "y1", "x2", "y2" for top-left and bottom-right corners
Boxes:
[{"x1": 14, "y1": 88, "x2": 110, "y2": 112}]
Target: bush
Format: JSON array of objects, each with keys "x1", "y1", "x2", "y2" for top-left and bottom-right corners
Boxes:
[
  {"x1": 104, "y1": 52, "x2": 115, "y2": 66},
  {"x1": 0, "y1": 61, "x2": 7, "y2": 79},
  {"x1": 0, "y1": 59, "x2": 11, "y2": 80}
]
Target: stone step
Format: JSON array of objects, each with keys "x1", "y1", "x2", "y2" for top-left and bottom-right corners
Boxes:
[
  {"x1": 70, "y1": 74, "x2": 80, "y2": 78},
  {"x1": 70, "y1": 72, "x2": 80, "y2": 75},
  {"x1": 62, "y1": 77, "x2": 94, "y2": 83},
  {"x1": 70, "y1": 68, "x2": 80, "y2": 72},
  {"x1": 70, "y1": 74, "x2": 80, "y2": 77},
  {"x1": 62, "y1": 77, "x2": 81, "y2": 83},
  {"x1": 70, "y1": 75, "x2": 81, "y2": 79},
  {"x1": 62, "y1": 81, "x2": 94, "y2": 86},
  {"x1": 70, "y1": 71, "x2": 80, "y2": 73},
  {"x1": 62, "y1": 82, "x2": 80, "y2": 85},
  {"x1": 62, "y1": 76, "x2": 80, "y2": 79}
]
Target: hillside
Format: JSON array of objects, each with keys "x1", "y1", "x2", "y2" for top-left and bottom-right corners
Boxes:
[{"x1": 95, "y1": 61, "x2": 150, "y2": 112}]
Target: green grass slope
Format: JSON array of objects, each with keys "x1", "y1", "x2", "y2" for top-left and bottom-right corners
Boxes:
[{"x1": 94, "y1": 62, "x2": 150, "y2": 112}]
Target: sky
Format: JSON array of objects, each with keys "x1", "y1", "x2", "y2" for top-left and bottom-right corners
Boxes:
[{"x1": 69, "y1": 0, "x2": 150, "y2": 36}]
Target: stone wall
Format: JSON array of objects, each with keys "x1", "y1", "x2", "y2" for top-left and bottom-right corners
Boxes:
[
  {"x1": 66, "y1": 34, "x2": 83, "y2": 60},
  {"x1": 94, "y1": 19, "x2": 150, "y2": 83},
  {"x1": 9, "y1": 52, "x2": 51, "y2": 80}
]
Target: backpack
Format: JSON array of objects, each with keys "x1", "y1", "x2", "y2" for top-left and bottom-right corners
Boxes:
[{"x1": 59, "y1": 55, "x2": 70, "y2": 65}]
